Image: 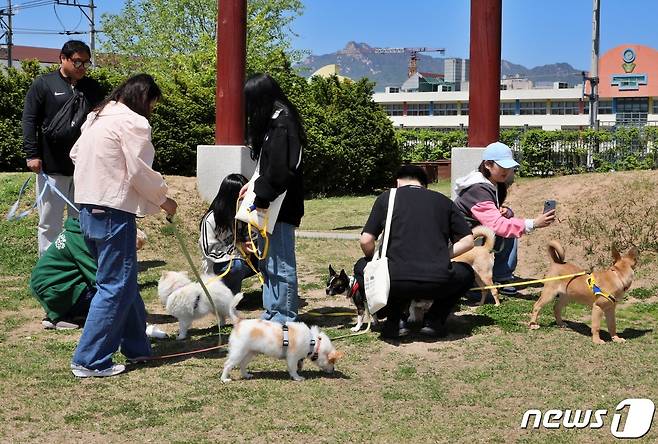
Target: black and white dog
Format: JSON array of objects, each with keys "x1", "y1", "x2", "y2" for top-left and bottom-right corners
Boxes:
[
  {"x1": 326, "y1": 265, "x2": 370, "y2": 332},
  {"x1": 326, "y1": 265, "x2": 431, "y2": 331}
]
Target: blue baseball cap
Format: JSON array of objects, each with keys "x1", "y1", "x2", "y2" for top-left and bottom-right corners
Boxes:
[{"x1": 482, "y1": 142, "x2": 519, "y2": 169}]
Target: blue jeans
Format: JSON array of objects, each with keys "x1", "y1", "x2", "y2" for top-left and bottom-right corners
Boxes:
[
  {"x1": 493, "y1": 237, "x2": 518, "y2": 281},
  {"x1": 258, "y1": 222, "x2": 299, "y2": 324},
  {"x1": 72, "y1": 205, "x2": 151, "y2": 370},
  {"x1": 213, "y1": 258, "x2": 256, "y2": 294}
]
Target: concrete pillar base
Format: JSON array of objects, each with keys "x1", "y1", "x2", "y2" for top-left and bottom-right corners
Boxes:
[
  {"x1": 196, "y1": 145, "x2": 257, "y2": 203},
  {"x1": 450, "y1": 147, "x2": 485, "y2": 199}
]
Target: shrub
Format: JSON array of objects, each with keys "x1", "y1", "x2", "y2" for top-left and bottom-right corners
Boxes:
[{"x1": 300, "y1": 76, "x2": 401, "y2": 195}]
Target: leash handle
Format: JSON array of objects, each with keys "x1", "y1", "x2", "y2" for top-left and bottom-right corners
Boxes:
[{"x1": 38, "y1": 172, "x2": 79, "y2": 213}]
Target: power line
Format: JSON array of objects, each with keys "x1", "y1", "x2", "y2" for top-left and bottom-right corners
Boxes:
[{"x1": 12, "y1": 0, "x2": 56, "y2": 11}]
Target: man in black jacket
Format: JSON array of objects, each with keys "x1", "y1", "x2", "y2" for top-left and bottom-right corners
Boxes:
[{"x1": 22, "y1": 40, "x2": 103, "y2": 256}]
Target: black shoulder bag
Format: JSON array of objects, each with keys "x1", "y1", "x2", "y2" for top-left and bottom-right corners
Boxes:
[{"x1": 42, "y1": 91, "x2": 90, "y2": 142}]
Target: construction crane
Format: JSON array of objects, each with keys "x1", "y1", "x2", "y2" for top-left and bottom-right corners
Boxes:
[{"x1": 374, "y1": 47, "x2": 446, "y2": 78}]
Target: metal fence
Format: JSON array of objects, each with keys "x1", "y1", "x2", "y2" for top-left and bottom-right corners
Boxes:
[
  {"x1": 508, "y1": 128, "x2": 658, "y2": 175},
  {"x1": 398, "y1": 127, "x2": 657, "y2": 175}
]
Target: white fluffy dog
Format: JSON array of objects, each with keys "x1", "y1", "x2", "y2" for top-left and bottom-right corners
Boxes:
[
  {"x1": 157, "y1": 271, "x2": 243, "y2": 340},
  {"x1": 221, "y1": 319, "x2": 343, "y2": 382}
]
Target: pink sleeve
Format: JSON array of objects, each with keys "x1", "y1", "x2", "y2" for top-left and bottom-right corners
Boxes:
[
  {"x1": 471, "y1": 201, "x2": 526, "y2": 238},
  {"x1": 121, "y1": 118, "x2": 168, "y2": 207}
]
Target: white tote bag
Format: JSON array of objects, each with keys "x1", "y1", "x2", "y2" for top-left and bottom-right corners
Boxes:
[
  {"x1": 235, "y1": 140, "x2": 302, "y2": 234},
  {"x1": 235, "y1": 164, "x2": 286, "y2": 234},
  {"x1": 363, "y1": 188, "x2": 396, "y2": 314}
]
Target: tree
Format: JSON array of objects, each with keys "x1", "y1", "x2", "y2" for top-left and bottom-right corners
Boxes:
[
  {"x1": 100, "y1": 0, "x2": 305, "y2": 77},
  {"x1": 300, "y1": 76, "x2": 401, "y2": 195},
  {"x1": 98, "y1": 0, "x2": 306, "y2": 176}
]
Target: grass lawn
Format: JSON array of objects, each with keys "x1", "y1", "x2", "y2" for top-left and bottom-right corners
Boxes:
[{"x1": 1, "y1": 172, "x2": 657, "y2": 443}]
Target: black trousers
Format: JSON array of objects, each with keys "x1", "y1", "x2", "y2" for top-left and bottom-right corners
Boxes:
[{"x1": 354, "y1": 257, "x2": 475, "y2": 324}]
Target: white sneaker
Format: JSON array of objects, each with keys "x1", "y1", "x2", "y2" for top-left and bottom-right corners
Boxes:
[
  {"x1": 71, "y1": 363, "x2": 126, "y2": 378},
  {"x1": 55, "y1": 320, "x2": 79, "y2": 330},
  {"x1": 146, "y1": 324, "x2": 168, "y2": 339}
]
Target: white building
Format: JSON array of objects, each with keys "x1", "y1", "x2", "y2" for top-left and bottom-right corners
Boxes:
[
  {"x1": 444, "y1": 58, "x2": 469, "y2": 91},
  {"x1": 374, "y1": 45, "x2": 658, "y2": 130}
]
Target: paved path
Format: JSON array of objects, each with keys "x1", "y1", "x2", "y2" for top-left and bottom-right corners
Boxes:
[{"x1": 296, "y1": 230, "x2": 360, "y2": 240}]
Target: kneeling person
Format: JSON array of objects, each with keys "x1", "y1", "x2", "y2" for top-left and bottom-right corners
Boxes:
[
  {"x1": 30, "y1": 217, "x2": 96, "y2": 329},
  {"x1": 30, "y1": 217, "x2": 165, "y2": 337},
  {"x1": 359, "y1": 165, "x2": 475, "y2": 339}
]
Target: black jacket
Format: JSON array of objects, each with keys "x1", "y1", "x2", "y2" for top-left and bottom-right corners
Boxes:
[
  {"x1": 253, "y1": 102, "x2": 304, "y2": 227},
  {"x1": 22, "y1": 70, "x2": 103, "y2": 175}
]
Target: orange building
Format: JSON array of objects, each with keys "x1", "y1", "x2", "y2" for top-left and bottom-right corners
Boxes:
[{"x1": 597, "y1": 44, "x2": 658, "y2": 125}]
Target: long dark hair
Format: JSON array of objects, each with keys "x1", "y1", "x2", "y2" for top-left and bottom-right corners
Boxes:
[
  {"x1": 244, "y1": 73, "x2": 306, "y2": 160},
  {"x1": 94, "y1": 73, "x2": 162, "y2": 119},
  {"x1": 203, "y1": 173, "x2": 248, "y2": 233},
  {"x1": 478, "y1": 160, "x2": 508, "y2": 205}
]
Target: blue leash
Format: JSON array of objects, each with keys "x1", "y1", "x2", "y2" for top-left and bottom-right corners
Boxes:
[{"x1": 5, "y1": 173, "x2": 79, "y2": 221}]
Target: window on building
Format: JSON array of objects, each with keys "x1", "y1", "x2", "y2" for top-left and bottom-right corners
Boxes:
[
  {"x1": 519, "y1": 101, "x2": 547, "y2": 115},
  {"x1": 582, "y1": 100, "x2": 612, "y2": 115},
  {"x1": 653, "y1": 99, "x2": 658, "y2": 114},
  {"x1": 459, "y1": 102, "x2": 468, "y2": 116},
  {"x1": 500, "y1": 102, "x2": 516, "y2": 115},
  {"x1": 550, "y1": 101, "x2": 580, "y2": 115},
  {"x1": 599, "y1": 101, "x2": 613, "y2": 114},
  {"x1": 617, "y1": 97, "x2": 648, "y2": 113},
  {"x1": 382, "y1": 104, "x2": 403, "y2": 116},
  {"x1": 406, "y1": 103, "x2": 430, "y2": 116},
  {"x1": 434, "y1": 103, "x2": 458, "y2": 116}
]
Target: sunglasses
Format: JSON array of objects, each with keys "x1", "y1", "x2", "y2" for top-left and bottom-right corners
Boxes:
[{"x1": 70, "y1": 59, "x2": 92, "y2": 69}]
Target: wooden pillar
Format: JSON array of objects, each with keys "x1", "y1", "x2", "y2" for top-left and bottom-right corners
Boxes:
[
  {"x1": 468, "y1": 0, "x2": 502, "y2": 146},
  {"x1": 215, "y1": 0, "x2": 247, "y2": 145}
]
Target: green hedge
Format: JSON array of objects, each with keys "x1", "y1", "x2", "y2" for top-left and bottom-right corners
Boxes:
[
  {"x1": 396, "y1": 127, "x2": 658, "y2": 176},
  {"x1": 0, "y1": 65, "x2": 399, "y2": 195}
]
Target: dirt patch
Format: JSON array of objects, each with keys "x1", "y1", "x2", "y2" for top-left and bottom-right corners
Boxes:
[{"x1": 504, "y1": 170, "x2": 658, "y2": 289}]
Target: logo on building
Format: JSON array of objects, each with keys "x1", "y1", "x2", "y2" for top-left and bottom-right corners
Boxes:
[{"x1": 622, "y1": 48, "x2": 636, "y2": 73}]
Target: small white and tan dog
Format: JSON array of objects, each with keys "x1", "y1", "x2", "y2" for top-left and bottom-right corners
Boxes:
[
  {"x1": 157, "y1": 271, "x2": 243, "y2": 340},
  {"x1": 221, "y1": 319, "x2": 344, "y2": 382}
]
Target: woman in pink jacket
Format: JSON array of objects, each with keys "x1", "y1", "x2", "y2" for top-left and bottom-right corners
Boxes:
[
  {"x1": 69, "y1": 74, "x2": 177, "y2": 378},
  {"x1": 454, "y1": 142, "x2": 555, "y2": 296}
]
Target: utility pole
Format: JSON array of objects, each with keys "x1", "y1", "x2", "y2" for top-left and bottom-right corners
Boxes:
[
  {"x1": 589, "y1": 0, "x2": 600, "y2": 129},
  {"x1": 0, "y1": 0, "x2": 13, "y2": 68},
  {"x1": 55, "y1": 0, "x2": 96, "y2": 63},
  {"x1": 89, "y1": 0, "x2": 94, "y2": 63}
]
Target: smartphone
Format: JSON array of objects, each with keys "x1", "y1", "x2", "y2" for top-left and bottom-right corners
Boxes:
[{"x1": 543, "y1": 199, "x2": 557, "y2": 214}]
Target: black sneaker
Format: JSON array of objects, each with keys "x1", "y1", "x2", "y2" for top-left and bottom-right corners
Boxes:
[
  {"x1": 419, "y1": 319, "x2": 447, "y2": 338},
  {"x1": 494, "y1": 276, "x2": 523, "y2": 296},
  {"x1": 380, "y1": 319, "x2": 409, "y2": 339}
]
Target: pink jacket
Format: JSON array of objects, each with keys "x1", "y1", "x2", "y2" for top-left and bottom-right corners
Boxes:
[
  {"x1": 70, "y1": 101, "x2": 168, "y2": 215},
  {"x1": 471, "y1": 201, "x2": 529, "y2": 238}
]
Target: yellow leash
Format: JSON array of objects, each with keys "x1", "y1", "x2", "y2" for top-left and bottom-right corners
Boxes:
[
  {"x1": 166, "y1": 215, "x2": 223, "y2": 347},
  {"x1": 469, "y1": 271, "x2": 588, "y2": 291}
]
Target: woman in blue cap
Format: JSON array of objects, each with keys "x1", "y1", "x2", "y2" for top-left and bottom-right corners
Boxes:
[{"x1": 453, "y1": 142, "x2": 556, "y2": 296}]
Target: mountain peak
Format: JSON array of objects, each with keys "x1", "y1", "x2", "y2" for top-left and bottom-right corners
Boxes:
[
  {"x1": 300, "y1": 42, "x2": 584, "y2": 92},
  {"x1": 341, "y1": 41, "x2": 372, "y2": 54}
]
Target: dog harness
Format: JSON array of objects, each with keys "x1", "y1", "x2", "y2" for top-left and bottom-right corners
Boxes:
[
  {"x1": 309, "y1": 336, "x2": 321, "y2": 361},
  {"x1": 587, "y1": 274, "x2": 616, "y2": 303},
  {"x1": 348, "y1": 280, "x2": 360, "y2": 300},
  {"x1": 282, "y1": 324, "x2": 290, "y2": 347},
  {"x1": 281, "y1": 324, "x2": 321, "y2": 361}
]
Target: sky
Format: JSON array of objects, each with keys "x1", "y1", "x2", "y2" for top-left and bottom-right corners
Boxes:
[{"x1": 7, "y1": 0, "x2": 658, "y2": 70}]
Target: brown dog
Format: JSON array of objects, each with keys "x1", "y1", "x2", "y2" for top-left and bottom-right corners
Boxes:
[
  {"x1": 453, "y1": 225, "x2": 500, "y2": 306},
  {"x1": 529, "y1": 240, "x2": 639, "y2": 344}
]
